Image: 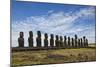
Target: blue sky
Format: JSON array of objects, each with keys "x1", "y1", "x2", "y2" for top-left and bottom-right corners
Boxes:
[{"x1": 11, "y1": 0, "x2": 96, "y2": 47}]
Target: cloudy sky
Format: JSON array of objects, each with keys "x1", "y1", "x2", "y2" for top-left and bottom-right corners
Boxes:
[{"x1": 11, "y1": 0, "x2": 96, "y2": 47}]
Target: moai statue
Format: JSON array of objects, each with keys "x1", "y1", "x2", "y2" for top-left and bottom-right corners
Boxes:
[
  {"x1": 28, "y1": 31, "x2": 33, "y2": 47},
  {"x1": 78, "y1": 39, "x2": 80, "y2": 48},
  {"x1": 18, "y1": 32, "x2": 24, "y2": 47},
  {"x1": 86, "y1": 38, "x2": 88, "y2": 47},
  {"x1": 60, "y1": 36, "x2": 63, "y2": 47},
  {"x1": 83, "y1": 36, "x2": 86, "y2": 47},
  {"x1": 36, "y1": 31, "x2": 41, "y2": 47},
  {"x1": 68, "y1": 37, "x2": 70, "y2": 47},
  {"x1": 55, "y1": 35, "x2": 59, "y2": 47},
  {"x1": 71, "y1": 38, "x2": 74, "y2": 48},
  {"x1": 50, "y1": 34, "x2": 54, "y2": 47},
  {"x1": 64, "y1": 36, "x2": 67, "y2": 47},
  {"x1": 44, "y1": 33, "x2": 48, "y2": 47},
  {"x1": 80, "y1": 38, "x2": 83, "y2": 47},
  {"x1": 75, "y1": 34, "x2": 78, "y2": 47}
]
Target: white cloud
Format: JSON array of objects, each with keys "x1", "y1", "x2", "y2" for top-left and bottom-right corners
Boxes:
[
  {"x1": 47, "y1": 10, "x2": 54, "y2": 14},
  {"x1": 11, "y1": 7, "x2": 95, "y2": 47}
]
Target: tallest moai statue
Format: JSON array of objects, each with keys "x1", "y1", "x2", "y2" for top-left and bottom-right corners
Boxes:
[
  {"x1": 18, "y1": 32, "x2": 24, "y2": 47},
  {"x1": 28, "y1": 31, "x2": 33, "y2": 47},
  {"x1": 36, "y1": 31, "x2": 41, "y2": 47}
]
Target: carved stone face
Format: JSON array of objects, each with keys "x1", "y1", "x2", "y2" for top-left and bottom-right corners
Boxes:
[
  {"x1": 68, "y1": 37, "x2": 70, "y2": 40},
  {"x1": 83, "y1": 36, "x2": 86, "y2": 39},
  {"x1": 51, "y1": 34, "x2": 54, "y2": 38},
  {"x1": 56, "y1": 35, "x2": 58, "y2": 40},
  {"x1": 37, "y1": 31, "x2": 41, "y2": 37},
  {"x1": 81, "y1": 38, "x2": 82, "y2": 41},
  {"x1": 64, "y1": 36, "x2": 66, "y2": 40},
  {"x1": 60, "y1": 36, "x2": 63, "y2": 41},
  {"x1": 29, "y1": 31, "x2": 33, "y2": 37},
  {"x1": 72, "y1": 38, "x2": 73, "y2": 40},
  {"x1": 20, "y1": 32, "x2": 23, "y2": 38},
  {"x1": 78, "y1": 39, "x2": 80, "y2": 41},
  {"x1": 45, "y1": 33, "x2": 48, "y2": 38},
  {"x1": 75, "y1": 34, "x2": 77, "y2": 39}
]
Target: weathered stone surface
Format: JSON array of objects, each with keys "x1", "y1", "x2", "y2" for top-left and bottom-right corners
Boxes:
[
  {"x1": 78, "y1": 39, "x2": 80, "y2": 47},
  {"x1": 28, "y1": 31, "x2": 33, "y2": 47},
  {"x1": 80, "y1": 38, "x2": 83, "y2": 47},
  {"x1": 55, "y1": 35, "x2": 59, "y2": 47},
  {"x1": 60, "y1": 36, "x2": 63, "y2": 47},
  {"x1": 68, "y1": 37, "x2": 70, "y2": 47},
  {"x1": 71, "y1": 38, "x2": 74, "y2": 47},
  {"x1": 18, "y1": 32, "x2": 24, "y2": 47},
  {"x1": 36, "y1": 31, "x2": 41, "y2": 47},
  {"x1": 75, "y1": 34, "x2": 78, "y2": 47},
  {"x1": 50, "y1": 34, "x2": 54, "y2": 47},
  {"x1": 44, "y1": 33, "x2": 48, "y2": 47},
  {"x1": 64, "y1": 36, "x2": 67, "y2": 47},
  {"x1": 83, "y1": 36, "x2": 86, "y2": 47},
  {"x1": 86, "y1": 39, "x2": 88, "y2": 47}
]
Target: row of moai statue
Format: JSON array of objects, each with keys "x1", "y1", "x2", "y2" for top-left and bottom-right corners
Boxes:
[{"x1": 18, "y1": 31, "x2": 88, "y2": 48}]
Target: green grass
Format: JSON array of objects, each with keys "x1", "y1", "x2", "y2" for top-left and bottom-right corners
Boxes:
[{"x1": 12, "y1": 45, "x2": 96, "y2": 66}]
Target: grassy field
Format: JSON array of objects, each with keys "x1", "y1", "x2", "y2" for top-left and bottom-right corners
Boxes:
[{"x1": 12, "y1": 45, "x2": 96, "y2": 66}]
